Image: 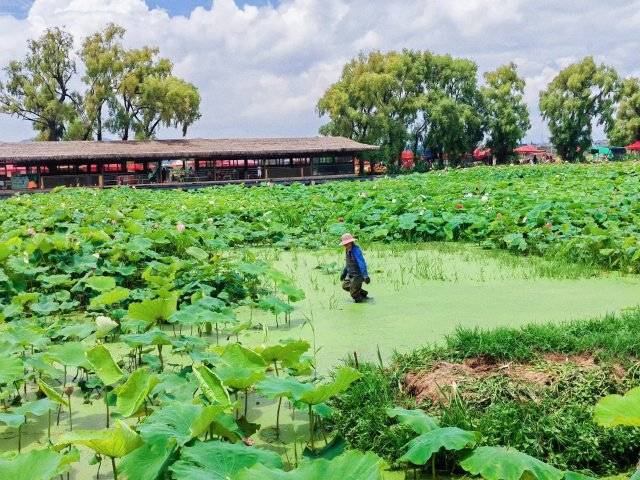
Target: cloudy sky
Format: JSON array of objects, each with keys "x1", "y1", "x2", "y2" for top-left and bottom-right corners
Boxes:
[{"x1": 0, "y1": 0, "x2": 638, "y2": 143}]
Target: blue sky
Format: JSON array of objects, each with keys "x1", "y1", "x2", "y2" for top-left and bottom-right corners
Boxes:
[{"x1": 0, "y1": 0, "x2": 274, "y2": 18}]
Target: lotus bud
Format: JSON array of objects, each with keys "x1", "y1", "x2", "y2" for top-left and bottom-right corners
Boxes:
[
  {"x1": 26, "y1": 227, "x2": 36, "y2": 236},
  {"x1": 64, "y1": 386, "x2": 74, "y2": 396},
  {"x1": 176, "y1": 222, "x2": 186, "y2": 233}
]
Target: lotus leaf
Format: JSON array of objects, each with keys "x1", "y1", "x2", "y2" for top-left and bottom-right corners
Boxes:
[
  {"x1": 56, "y1": 420, "x2": 143, "y2": 458},
  {"x1": 298, "y1": 367, "x2": 362, "y2": 405},
  {"x1": 0, "y1": 355, "x2": 24, "y2": 384},
  {"x1": 214, "y1": 344, "x2": 267, "y2": 390},
  {"x1": 114, "y1": 368, "x2": 159, "y2": 417},
  {"x1": 193, "y1": 365, "x2": 231, "y2": 406},
  {"x1": 594, "y1": 387, "x2": 640, "y2": 427},
  {"x1": 399, "y1": 427, "x2": 478, "y2": 465},
  {"x1": 169, "y1": 440, "x2": 283, "y2": 480},
  {"x1": 86, "y1": 344, "x2": 124, "y2": 386},
  {"x1": 118, "y1": 435, "x2": 177, "y2": 480},
  {"x1": 138, "y1": 403, "x2": 223, "y2": 446},
  {"x1": 0, "y1": 448, "x2": 77, "y2": 480},
  {"x1": 236, "y1": 450, "x2": 386, "y2": 480},
  {"x1": 89, "y1": 287, "x2": 130, "y2": 309},
  {"x1": 37, "y1": 379, "x2": 69, "y2": 406},
  {"x1": 386, "y1": 407, "x2": 439, "y2": 434},
  {"x1": 460, "y1": 446, "x2": 564, "y2": 480}
]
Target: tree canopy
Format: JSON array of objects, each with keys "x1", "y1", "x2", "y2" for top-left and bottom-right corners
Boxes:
[
  {"x1": 539, "y1": 57, "x2": 618, "y2": 162},
  {"x1": 481, "y1": 63, "x2": 530, "y2": 164},
  {"x1": 0, "y1": 25, "x2": 201, "y2": 141},
  {"x1": 317, "y1": 50, "x2": 488, "y2": 166},
  {"x1": 608, "y1": 77, "x2": 640, "y2": 146}
]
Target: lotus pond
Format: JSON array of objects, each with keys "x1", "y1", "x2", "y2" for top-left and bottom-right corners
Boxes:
[{"x1": 1, "y1": 163, "x2": 640, "y2": 479}]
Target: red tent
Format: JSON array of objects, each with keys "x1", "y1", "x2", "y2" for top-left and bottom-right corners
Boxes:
[
  {"x1": 473, "y1": 148, "x2": 491, "y2": 161},
  {"x1": 514, "y1": 145, "x2": 544, "y2": 154},
  {"x1": 626, "y1": 140, "x2": 640, "y2": 151}
]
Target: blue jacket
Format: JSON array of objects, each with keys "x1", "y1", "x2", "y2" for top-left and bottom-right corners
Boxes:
[{"x1": 342, "y1": 245, "x2": 369, "y2": 279}]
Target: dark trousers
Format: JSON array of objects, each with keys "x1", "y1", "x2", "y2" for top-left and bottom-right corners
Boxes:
[{"x1": 342, "y1": 276, "x2": 368, "y2": 302}]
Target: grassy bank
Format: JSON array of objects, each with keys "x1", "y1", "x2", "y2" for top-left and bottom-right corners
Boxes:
[{"x1": 329, "y1": 308, "x2": 640, "y2": 476}]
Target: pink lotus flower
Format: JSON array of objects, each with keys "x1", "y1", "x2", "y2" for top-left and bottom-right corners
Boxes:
[{"x1": 176, "y1": 222, "x2": 186, "y2": 233}]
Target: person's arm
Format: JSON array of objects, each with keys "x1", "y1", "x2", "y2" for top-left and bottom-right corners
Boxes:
[
  {"x1": 353, "y1": 247, "x2": 369, "y2": 279},
  {"x1": 340, "y1": 265, "x2": 347, "y2": 280}
]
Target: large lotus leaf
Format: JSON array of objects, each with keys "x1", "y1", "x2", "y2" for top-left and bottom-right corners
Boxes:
[
  {"x1": 260, "y1": 340, "x2": 310, "y2": 365},
  {"x1": 594, "y1": 387, "x2": 640, "y2": 427},
  {"x1": 169, "y1": 440, "x2": 283, "y2": 480},
  {"x1": 127, "y1": 295, "x2": 178, "y2": 325},
  {"x1": 193, "y1": 365, "x2": 231, "y2": 406},
  {"x1": 86, "y1": 344, "x2": 124, "y2": 386},
  {"x1": 186, "y1": 246, "x2": 209, "y2": 261},
  {"x1": 256, "y1": 376, "x2": 312, "y2": 400},
  {"x1": 45, "y1": 342, "x2": 91, "y2": 369},
  {"x1": 564, "y1": 473, "x2": 597, "y2": 480},
  {"x1": 13, "y1": 398, "x2": 57, "y2": 418},
  {"x1": 399, "y1": 427, "x2": 478, "y2": 465},
  {"x1": 121, "y1": 329, "x2": 172, "y2": 348},
  {"x1": 56, "y1": 420, "x2": 142, "y2": 458},
  {"x1": 30, "y1": 297, "x2": 61, "y2": 316},
  {"x1": 118, "y1": 435, "x2": 177, "y2": 480},
  {"x1": 278, "y1": 283, "x2": 306, "y2": 302},
  {"x1": 0, "y1": 448, "x2": 77, "y2": 480},
  {"x1": 298, "y1": 367, "x2": 362, "y2": 406},
  {"x1": 386, "y1": 407, "x2": 439, "y2": 434},
  {"x1": 89, "y1": 287, "x2": 130, "y2": 309},
  {"x1": 114, "y1": 368, "x2": 159, "y2": 417},
  {"x1": 55, "y1": 323, "x2": 95, "y2": 340},
  {"x1": 5, "y1": 324, "x2": 49, "y2": 349},
  {"x1": 26, "y1": 354, "x2": 62, "y2": 378},
  {"x1": 258, "y1": 295, "x2": 294, "y2": 316},
  {"x1": 215, "y1": 344, "x2": 267, "y2": 390},
  {"x1": 38, "y1": 274, "x2": 72, "y2": 288},
  {"x1": 459, "y1": 446, "x2": 564, "y2": 480},
  {"x1": 0, "y1": 355, "x2": 24, "y2": 385},
  {"x1": 0, "y1": 412, "x2": 26, "y2": 428},
  {"x1": 236, "y1": 450, "x2": 386, "y2": 480},
  {"x1": 85, "y1": 276, "x2": 116, "y2": 292},
  {"x1": 37, "y1": 379, "x2": 69, "y2": 406},
  {"x1": 138, "y1": 403, "x2": 223, "y2": 446},
  {"x1": 153, "y1": 373, "x2": 198, "y2": 403}
]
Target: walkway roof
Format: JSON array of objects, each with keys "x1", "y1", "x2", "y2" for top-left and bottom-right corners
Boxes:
[{"x1": 0, "y1": 137, "x2": 378, "y2": 165}]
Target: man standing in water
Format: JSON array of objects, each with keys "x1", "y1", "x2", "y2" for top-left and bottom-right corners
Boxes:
[{"x1": 339, "y1": 233, "x2": 371, "y2": 303}]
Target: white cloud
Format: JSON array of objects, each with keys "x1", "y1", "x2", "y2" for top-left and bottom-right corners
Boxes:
[{"x1": 0, "y1": 0, "x2": 639, "y2": 142}]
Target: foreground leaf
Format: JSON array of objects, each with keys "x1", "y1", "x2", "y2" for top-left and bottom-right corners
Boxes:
[
  {"x1": 399, "y1": 427, "x2": 477, "y2": 465},
  {"x1": 170, "y1": 440, "x2": 283, "y2": 480},
  {"x1": 37, "y1": 379, "x2": 69, "y2": 407},
  {"x1": 86, "y1": 344, "x2": 124, "y2": 386},
  {"x1": 386, "y1": 407, "x2": 439, "y2": 434},
  {"x1": 119, "y1": 435, "x2": 177, "y2": 480},
  {"x1": 0, "y1": 448, "x2": 77, "y2": 480},
  {"x1": 114, "y1": 368, "x2": 159, "y2": 417},
  {"x1": 193, "y1": 365, "x2": 231, "y2": 406},
  {"x1": 593, "y1": 387, "x2": 640, "y2": 427},
  {"x1": 298, "y1": 367, "x2": 362, "y2": 405},
  {"x1": 55, "y1": 420, "x2": 142, "y2": 458},
  {"x1": 459, "y1": 446, "x2": 563, "y2": 480},
  {"x1": 138, "y1": 403, "x2": 222, "y2": 446},
  {"x1": 236, "y1": 450, "x2": 386, "y2": 480}
]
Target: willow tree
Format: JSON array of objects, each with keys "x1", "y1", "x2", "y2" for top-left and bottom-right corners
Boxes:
[
  {"x1": 608, "y1": 77, "x2": 640, "y2": 146},
  {"x1": 539, "y1": 57, "x2": 618, "y2": 162},
  {"x1": 0, "y1": 28, "x2": 81, "y2": 141},
  {"x1": 481, "y1": 63, "x2": 530, "y2": 164}
]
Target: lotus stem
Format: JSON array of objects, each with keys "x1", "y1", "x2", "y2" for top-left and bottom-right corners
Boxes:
[
  {"x1": 57, "y1": 403, "x2": 62, "y2": 426},
  {"x1": 67, "y1": 393, "x2": 73, "y2": 431},
  {"x1": 273, "y1": 361, "x2": 279, "y2": 376},
  {"x1": 308, "y1": 404, "x2": 314, "y2": 451},
  {"x1": 244, "y1": 389, "x2": 249, "y2": 418},
  {"x1": 110, "y1": 457, "x2": 118, "y2": 480},
  {"x1": 432, "y1": 455, "x2": 436, "y2": 478},
  {"x1": 18, "y1": 423, "x2": 22, "y2": 453},
  {"x1": 48, "y1": 409, "x2": 51, "y2": 442},
  {"x1": 105, "y1": 397, "x2": 110, "y2": 428},
  {"x1": 276, "y1": 397, "x2": 282, "y2": 439},
  {"x1": 157, "y1": 345, "x2": 164, "y2": 372}
]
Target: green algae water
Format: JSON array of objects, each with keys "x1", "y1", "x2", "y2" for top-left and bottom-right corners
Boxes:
[{"x1": 244, "y1": 244, "x2": 640, "y2": 372}]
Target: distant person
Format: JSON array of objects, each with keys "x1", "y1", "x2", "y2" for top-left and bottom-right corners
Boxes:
[{"x1": 339, "y1": 233, "x2": 370, "y2": 303}]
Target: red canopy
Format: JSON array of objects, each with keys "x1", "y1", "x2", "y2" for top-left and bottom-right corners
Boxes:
[
  {"x1": 514, "y1": 145, "x2": 544, "y2": 154},
  {"x1": 626, "y1": 140, "x2": 640, "y2": 151},
  {"x1": 473, "y1": 148, "x2": 491, "y2": 160}
]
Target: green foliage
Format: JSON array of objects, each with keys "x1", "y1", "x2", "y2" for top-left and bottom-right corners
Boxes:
[
  {"x1": 138, "y1": 403, "x2": 221, "y2": 446},
  {"x1": 170, "y1": 440, "x2": 283, "y2": 480},
  {"x1": 460, "y1": 446, "x2": 563, "y2": 480},
  {"x1": 0, "y1": 448, "x2": 77, "y2": 480},
  {"x1": 193, "y1": 365, "x2": 231, "y2": 406},
  {"x1": 608, "y1": 77, "x2": 640, "y2": 146},
  {"x1": 37, "y1": 379, "x2": 69, "y2": 406},
  {"x1": 236, "y1": 450, "x2": 387, "y2": 480},
  {"x1": 85, "y1": 344, "x2": 124, "y2": 386},
  {"x1": 482, "y1": 63, "x2": 531, "y2": 164},
  {"x1": 594, "y1": 387, "x2": 640, "y2": 427},
  {"x1": 114, "y1": 368, "x2": 159, "y2": 417},
  {"x1": 386, "y1": 407, "x2": 439, "y2": 434},
  {"x1": 298, "y1": 366, "x2": 362, "y2": 405},
  {"x1": 318, "y1": 50, "x2": 484, "y2": 165},
  {"x1": 539, "y1": 57, "x2": 618, "y2": 162},
  {"x1": 56, "y1": 420, "x2": 142, "y2": 458},
  {"x1": 213, "y1": 344, "x2": 267, "y2": 390},
  {"x1": 399, "y1": 427, "x2": 478, "y2": 465}
]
